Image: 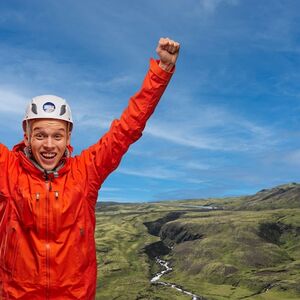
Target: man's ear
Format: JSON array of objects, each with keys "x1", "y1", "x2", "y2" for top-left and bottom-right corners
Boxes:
[
  {"x1": 67, "y1": 132, "x2": 71, "y2": 146},
  {"x1": 24, "y1": 132, "x2": 30, "y2": 147}
]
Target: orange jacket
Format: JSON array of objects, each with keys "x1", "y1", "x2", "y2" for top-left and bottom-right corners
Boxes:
[{"x1": 0, "y1": 59, "x2": 174, "y2": 300}]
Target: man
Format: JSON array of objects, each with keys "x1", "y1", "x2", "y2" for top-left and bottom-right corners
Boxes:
[{"x1": 0, "y1": 37, "x2": 180, "y2": 299}]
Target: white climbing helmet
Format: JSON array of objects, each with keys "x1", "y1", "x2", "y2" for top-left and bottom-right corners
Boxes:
[{"x1": 23, "y1": 95, "x2": 73, "y2": 131}]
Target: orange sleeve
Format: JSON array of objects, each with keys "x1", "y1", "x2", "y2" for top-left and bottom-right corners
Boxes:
[
  {"x1": 0, "y1": 144, "x2": 12, "y2": 233},
  {"x1": 0, "y1": 144, "x2": 11, "y2": 189},
  {"x1": 78, "y1": 59, "x2": 175, "y2": 191}
]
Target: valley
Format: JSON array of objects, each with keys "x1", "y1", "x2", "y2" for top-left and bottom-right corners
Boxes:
[{"x1": 95, "y1": 183, "x2": 300, "y2": 299}]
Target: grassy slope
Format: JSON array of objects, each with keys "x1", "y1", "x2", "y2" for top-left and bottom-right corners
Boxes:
[
  {"x1": 162, "y1": 209, "x2": 300, "y2": 300},
  {"x1": 95, "y1": 201, "x2": 300, "y2": 299},
  {"x1": 95, "y1": 204, "x2": 192, "y2": 299}
]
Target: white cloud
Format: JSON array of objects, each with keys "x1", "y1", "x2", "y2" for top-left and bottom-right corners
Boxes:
[
  {"x1": 185, "y1": 178, "x2": 207, "y2": 184},
  {"x1": 0, "y1": 87, "x2": 27, "y2": 115},
  {"x1": 184, "y1": 161, "x2": 211, "y2": 170},
  {"x1": 145, "y1": 110, "x2": 275, "y2": 152},
  {"x1": 76, "y1": 116, "x2": 111, "y2": 130},
  {"x1": 117, "y1": 166, "x2": 184, "y2": 180},
  {"x1": 100, "y1": 187, "x2": 121, "y2": 192},
  {"x1": 146, "y1": 123, "x2": 224, "y2": 150},
  {"x1": 117, "y1": 164, "x2": 209, "y2": 185},
  {"x1": 94, "y1": 75, "x2": 137, "y2": 90},
  {"x1": 284, "y1": 150, "x2": 300, "y2": 166}
]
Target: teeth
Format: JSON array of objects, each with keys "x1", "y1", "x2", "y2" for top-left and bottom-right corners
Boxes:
[{"x1": 41, "y1": 153, "x2": 56, "y2": 159}]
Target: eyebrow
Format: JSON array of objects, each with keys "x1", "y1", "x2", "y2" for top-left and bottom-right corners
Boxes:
[{"x1": 32, "y1": 127, "x2": 66, "y2": 132}]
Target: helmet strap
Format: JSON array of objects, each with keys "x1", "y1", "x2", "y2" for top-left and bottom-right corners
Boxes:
[{"x1": 26, "y1": 119, "x2": 32, "y2": 145}]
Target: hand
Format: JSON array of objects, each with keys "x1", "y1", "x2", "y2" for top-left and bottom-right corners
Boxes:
[{"x1": 156, "y1": 37, "x2": 180, "y2": 72}]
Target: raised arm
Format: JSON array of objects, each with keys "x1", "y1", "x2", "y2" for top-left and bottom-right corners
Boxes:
[
  {"x1": 0, "y1": 143, "x2": 12, "y2": 233},
  {"x1": 0, "y1": 143, "x2": 12, "y2": 186},
  {"x1": 77, "y1": 38, "x2": 180, "y2": 189}
]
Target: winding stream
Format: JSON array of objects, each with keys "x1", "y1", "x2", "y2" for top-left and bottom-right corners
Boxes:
[
  {"x1": 150, "y1": 257, "x2": 205, "y2": 300},
  {"x1": 144, "y1": 212, "x2": 207, "y2": 300}
]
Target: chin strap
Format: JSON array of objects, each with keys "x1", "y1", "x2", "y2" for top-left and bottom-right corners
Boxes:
[{"x1": 26, "y1": 119, "x2": 31, "y2": 144}]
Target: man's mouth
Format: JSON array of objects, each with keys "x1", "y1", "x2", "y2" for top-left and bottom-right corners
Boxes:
[{"x1": 40, "y1": 152, "x2": 57, "y2": 160}]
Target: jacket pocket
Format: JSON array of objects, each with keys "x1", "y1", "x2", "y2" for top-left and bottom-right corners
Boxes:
[
  {"x1": 75, "y1": 223, "x2": 89, "y2": 273},
  {"x1": 15, "y1": 190, "x2": 44, "y2": 234},
  {"x1": 0, "y1": 224, "x2": 19, "y2": 275}
]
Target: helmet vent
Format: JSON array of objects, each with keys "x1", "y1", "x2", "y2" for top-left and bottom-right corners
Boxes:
[
  {"x1": 31, "y1": 103, "x2": 38, "y2": 114},
  {"x1": 43, "y1": 102, "x2": 56, "y2": 113},
  {"x1": 60, "y1": 105, "x2": 66, "y2": 116}
]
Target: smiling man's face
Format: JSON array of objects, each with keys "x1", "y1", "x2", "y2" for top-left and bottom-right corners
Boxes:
[{"x1": 24, "y1": 119, "x2": 71, "y2": 171}]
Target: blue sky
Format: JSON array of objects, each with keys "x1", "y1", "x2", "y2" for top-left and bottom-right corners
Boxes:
[{"x1": 1, "y1": 0, "x2": 300, "y2": 202}]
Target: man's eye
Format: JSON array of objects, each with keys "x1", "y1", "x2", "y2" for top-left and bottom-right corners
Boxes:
[
  {"x1": 54, "y1": 135, "x2": 63, "y2": 140},
  {"x1": 35, "y1": 134, "x2": 44, "y2": 140}
]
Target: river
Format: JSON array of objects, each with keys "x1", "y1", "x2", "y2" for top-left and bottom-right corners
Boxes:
[{"x1": 150, "y1": 257, "x2": 206, "y2": 300}]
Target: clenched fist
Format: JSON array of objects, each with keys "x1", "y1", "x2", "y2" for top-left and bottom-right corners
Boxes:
[{"x1": 156, "y1": 37, "x2": 180, "y2": 71}]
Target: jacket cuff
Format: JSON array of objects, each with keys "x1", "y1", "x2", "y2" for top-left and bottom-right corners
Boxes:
[{"x1": 150, "y1": 58, "x2": 175, "y2": 82}]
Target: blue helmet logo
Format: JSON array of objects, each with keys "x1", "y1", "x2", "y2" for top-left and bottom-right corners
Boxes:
[{"x1": 43, "y1": 102, "x2": 56, "y2": 113}]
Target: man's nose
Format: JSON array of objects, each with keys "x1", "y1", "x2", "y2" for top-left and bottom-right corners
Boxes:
[{"x1": 44, "y1": 137, "x2": 55, "y2": 148}]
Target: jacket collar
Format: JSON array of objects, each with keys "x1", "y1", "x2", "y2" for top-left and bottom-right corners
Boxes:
[{"x1": 13, "y1": 141, "x2": 73, "y2": 179}]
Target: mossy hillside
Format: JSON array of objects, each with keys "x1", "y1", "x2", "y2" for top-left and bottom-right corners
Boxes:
[
  {"x1": 94, "y1": 183, "x2": 300, "y2": 299},
  {"x1": 94, "y1": 205, "x2": 300, "y2": 299},
  {"x1": 95, "y1": 205, "x2": 196, "y2": 299},
  {"x1": 160, "y1": 209, "x2": 300, "y2": 299},
  {"x1": 95, "y1": 210, "x2": 150, "y2": 299}
]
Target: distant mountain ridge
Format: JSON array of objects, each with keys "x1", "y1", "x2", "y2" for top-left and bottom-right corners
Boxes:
[
  {"x1": 96, "y1": 182, "x2": 300, "y2": 210},
  {"x1": 235, "y1": 182, "x2": 300, "y2": 210}
]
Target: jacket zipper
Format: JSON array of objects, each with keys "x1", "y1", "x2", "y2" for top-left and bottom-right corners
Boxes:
[
  {"x1": 54, "y1": 191, "x2": 59, "y2": 235},
  {"x1": 45, "y1": 180, "x2": 51, "y2": 300},
  {"x1": 35, "y1": 193, "x2": 40, "y2": 235}
]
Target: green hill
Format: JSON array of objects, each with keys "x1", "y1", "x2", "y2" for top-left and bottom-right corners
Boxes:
[
  {"x1": 238, "y1": 182, "x2": 300, "y2": 210},
  {"x1": 95, "y1": 183, "x2": 300, "y2": 299}
]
